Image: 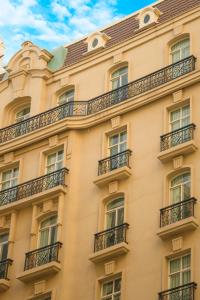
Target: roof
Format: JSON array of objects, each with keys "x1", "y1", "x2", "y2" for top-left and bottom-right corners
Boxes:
[{"x1": 63, "y1": 0, "x2": 200, "y2": 68}]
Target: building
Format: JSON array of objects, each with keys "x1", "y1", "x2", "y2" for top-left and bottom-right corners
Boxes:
[{"x1": 0, "y1": 0, "x2": 200, "y2": 299}]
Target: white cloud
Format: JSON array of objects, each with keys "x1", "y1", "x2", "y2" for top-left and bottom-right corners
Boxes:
[{"x1": 0, "y1": 0, "x2": 122, "y2": 63}]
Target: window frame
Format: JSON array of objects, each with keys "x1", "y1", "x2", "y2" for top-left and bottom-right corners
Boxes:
[
  {"x1": 45, "y1": 149, "x2": 64, "y2": 174},
  {"x1": 169, "y1": 104, "x2": 190, "y2": 132},
  {"x1": 111, "y1": 67, "x2": 128, "y2": 90},
  {"x1": 105, "y1": 197, "x2": 125, "y2": 230},
  {"x1": 100, "y1": 276, "x2": 122, "y2": 300},
  {"x1": 108, "y1": 130, "x2": 127, "y2": 157},
  {"x1": 0, "y1": 166, "x2": 19, "y2": 191},
  {"x1": 168, "y1": 253, "x2": 191, "y2": 289},
  {"x1": 170, "y1": 172, "x2": 191, "y2": 204},
  {"x1": 0, "y1": 233, "x2": 9, "y2": 261},
  {"x1": 38, "y1": 215, "x2": 58, "y2": 248},
  {"x1": 170, "y1": 38, "x2": 190, "y2": 64},
  {"x1": 15, "y1": 106, "x2": 31, "y2": 123},
  {"x1": 58, "y1": 89, "x2": 75, "y2": 106}
]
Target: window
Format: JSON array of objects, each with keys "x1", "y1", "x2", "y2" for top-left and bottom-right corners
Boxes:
[
  {"x1": 0, "y1": 167, "x2": 19, "y2": 190},
  {"x1": 15, "y1": 107, "x2": 30, "y2": 123},
  {"x1": 169, "y1": 254, "x2": 191, "y2": 289},
  {"x1": 171, "y1": 39, "x2": 190, "y2": 63},
  {"x1": 46, "y1": 150, "x2": 64, "y2": 174},
  {"x1": 39, "y1": 216, "x2": 57, "y2": 248},
  {"x1": 170, "y1": 172, "x2": 191, "y2": 204},
  {"x1": 111, "y1": 67, "x2": 128, "y2": 90},
  {"x1": 58, "y1": 90, "x2": 74, "y2": 105},
  {"x1": 101, "y1": 277, "x2": 121, "y2": 300},
  {"x1": 170, "y1": 105, "x2": 190, "y2": 132},
  {"x1": 109, "y1": 131, "x2": 127, "y2": 156},
  {"x1": 106, "y1": 198, "x2": 124, "y2": 229},
  {"x1": 0, "y1": 233, "x2": 8, "y2": 261},
  {"x1": 144, "y1": 14, "x2": 151, "y2": 24}
]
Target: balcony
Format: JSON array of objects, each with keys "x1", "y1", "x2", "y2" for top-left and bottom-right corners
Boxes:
[
  {"x1": 158, "y1": 282, "x2": 197, "y2": 300},
  {"x1": 0, "y1": 168, "x2": 68, "y2": 209},
  {"x1": 157, "y1": 198, "x2": 199, "y2": 239},
  {"x1": 94, "y1": 150, "x2": 132, "y2": 186},
  {"x1": 158, "y1": 124, "x2": 197, "y2": 162},
  {"x1": 0, "y1": 259, "x2": 12, "y2": 291},
  {"x1": 89, "y1": 223, "x2": 129, "y2": 263},
  {"x1": 17, "y1": 242, "x2": 62, "y2": 282},
  {"x1": 0, "y1": 56, "x2": 196, "y2": 144}
]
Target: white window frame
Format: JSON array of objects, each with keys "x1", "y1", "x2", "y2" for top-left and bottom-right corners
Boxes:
[
  {"x1": 171, "y1": 39, "x2": 190, "y2": 64},
  {"x1": 46, "y1": 150, "x2": 64, "y2": 174},
  {"x1": 38, "y1": 216, "x2": 58, "y2": 248},
  {"x1": 168, "y1": 253, "x2": 191, "y2": 289},
  {"x1": 101, "y1": 277, "x2": 121, "y2": 300},
  {"x1": 108, "y1": 131, "x2": 127, "y2": 157},
  {"x1": 169, "y1": 105, "x2": 190, "y2": 132},
  {"x1": 105, "y1": 198, "x2": 124, "y2": 230},
  {"x1": 111, "y1": 67, "x2": 128, "y2": 90},
  {"x1": 170, "y1": 172, "x2": 191, "y2": 204},
  {"x1": 0, "y1": 167, "x2": 19, "y2": 191},
  {"x1": 0, "y1": 233, "x2": 9, "y2": 261},
  {"x1": 58, "y1": 90, "x2": 74, "y2": 105},
  {"x1": 15, "y1": 107, "x2": 31, "y2": 123}
]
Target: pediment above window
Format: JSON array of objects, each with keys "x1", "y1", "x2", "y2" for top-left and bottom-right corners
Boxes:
[
  {"x1": 136, "y1": 6, "x2": 162, "y2": 29},
  {"x1": 84, "y1": 32, "x2": 111, "y2": 53}
]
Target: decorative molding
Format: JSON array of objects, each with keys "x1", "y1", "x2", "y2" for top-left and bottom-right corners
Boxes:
[
  {"x1": 111, "y1": 116, "x2": 121, "y2": 129},
  {"x1": 172, "y1": 90, "x2": 183, "y2": 103},
  {"x1": 104, "y1": 261, "x2": 116, "y2": 275},
  {"x1": 173, "y1": 156, "x2": 184, "y2": 169},
  {"x1": 172, "y1": 237, "x2": 183, "y2": 252},
  {"x1": 109, "y1": 181, "x2": 119, "y2": 194}
]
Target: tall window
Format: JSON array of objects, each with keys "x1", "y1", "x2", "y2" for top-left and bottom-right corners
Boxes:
[
  {"x1": 170, "y1": 105, "x2": 190, "y2": 132},
  {"x1": 15, "y1": 107, "x2": 30, "y2": 123},
  {"x1": 109, "y1": 131, "x2": 127, "y2": 156},
  {"x1": 0, "y1": 167, "x2": 19, "y2": 190},
  {"x1": 58, "y1": 90, "x2": 74, "y2": 105},
  {"x1": 171, "y1": 39, "x2": 190, "y2": 63},
  {"x1": 170, "y1": 172, "x2": 191, "y2": 204},
  {"x1": 169, "y1": 254, "x2": 191, "y2": 289},
  {"x1": 0, "y1": 233, "x2": 8, "y2": 261},
  {"x1": 101, "y1": 277, "x2": 121, "y2": 300},
  {"x1": 39, "y1": 216, "x2": 57, "y2": 248},
  {"x1": 106, "y1": 198, "x2": 124, "y2": 229},
  {"x1": 46, "y1": 150, "x2": 64, "y2": 174},
  {"x1": 111, "y1": 67, "x2": 128, "y2": 90}
]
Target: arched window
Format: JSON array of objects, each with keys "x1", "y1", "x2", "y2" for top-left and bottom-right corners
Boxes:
[
  {"x1": 58, "y1": 90, "x2": 74, "y2": 105},
  {"x1": 39, "y1": 215, "x2": 57, "y2": 248},
  {"x1": 111, "y1": 67, "x2": 128, "y2": 90},
  {"x1": 0, "y1": 233, "x2": 8, "y2": 261},
  {"x1": 15, "y1": 106, "x2": 30, "y2": 123},
  {"x1": 106, "y1": 197, "x2": 124, "y2": 229},
  {"x1": 170, "y1": 172, "x2": 191, "y2": 204},
  {"x1": 171, "y1": 39, "x2": 190, "y2": 63}
]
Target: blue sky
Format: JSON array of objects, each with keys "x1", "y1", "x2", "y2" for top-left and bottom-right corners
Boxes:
[{"x1": 1, "y1": 0, "x2": 154, "y2": 63}]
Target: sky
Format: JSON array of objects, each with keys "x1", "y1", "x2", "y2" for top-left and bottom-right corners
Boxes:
[{"x1": 0, "y1": 0, "x2": 155, "y2": 63}]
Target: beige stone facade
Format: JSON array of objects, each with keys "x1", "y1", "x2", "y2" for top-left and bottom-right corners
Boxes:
[{"x1": 0, "y1": 0, "x2": 200, "y2": 299}]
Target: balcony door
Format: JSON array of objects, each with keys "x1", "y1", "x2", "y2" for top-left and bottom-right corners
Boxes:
[
  {"x1": 111, "y1": 67, "x2": 128, "y2": 104},
  {"x1": 105, "y1": 198, "x2": 124, "y2": 248},
  {"x1": 108, "y1": 131, "x2": 127, "y2": 170},
  {"x1": 0, "y1": 233, "x2": 8, "y2": 279},
  {"x1": 0, "y1": 167, "x2": 19, "y2": 205}
]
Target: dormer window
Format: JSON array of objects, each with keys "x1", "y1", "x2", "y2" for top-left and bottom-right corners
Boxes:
[
  {"x1": 137, "y1": 6, "x2": 162, "y2": 29},
  {"x1": 85, "y1": 32, "x2": 110, "y2": 53},
  {"x1": 15, "y1": 107, "x2": 30, "y2": 123}
]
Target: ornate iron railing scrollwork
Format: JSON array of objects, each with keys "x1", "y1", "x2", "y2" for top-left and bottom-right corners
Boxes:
[
  {"x1": 24, "y1": 242, "x2": 62, "y2": 271},
  {"x1": 0, "y1": 56, "x2": 196, "y2": 144},
  {"x1": 0, "y1": 168, "x2": 68, "y2": 207},
  {"x1": 160, "y1": 123, "x2": 196, "y2": 151},
  {"x1": 158, "y1": 282, "x2": 197, "y2": 300},
  {"x1": 98, "y1": 150, "x2": 132, "y2": 176},
  {"x1": 0, "y1": 259, "x2": 12, "y2": 280},
  {"x1": 94, "y1": 223, "x2": 129, "y2": 252},
  {"x1": 160, "y1": 198, "x2": 197, "y2": 227}
]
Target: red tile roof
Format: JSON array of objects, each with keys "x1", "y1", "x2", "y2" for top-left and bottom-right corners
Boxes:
[{"x1": 63, "y1": 0, "x2": 200, "y2": 68}]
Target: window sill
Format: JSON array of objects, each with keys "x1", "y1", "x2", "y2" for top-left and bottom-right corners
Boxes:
[
  {"x1": 0, "y1": 279, "x2": 10, "y2": 292},
  {"x1": 93, "y1": 166, "x2": 131, "y2": 187},
  {"x1": 157, "y1": 216, "x2": 199, "y2": 240},
  {"x1": 17, "y1": 261, "x2": 61, "y2": 283},
  {"x1": 157, "y1": 140, "x2": 198, "y2": 163},
  {"x1": 89, "y1": 242, "x2": 129, "y2": 263}
]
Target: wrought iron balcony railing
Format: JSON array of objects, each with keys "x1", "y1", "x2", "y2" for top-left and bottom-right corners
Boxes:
[
  {"x1": 0, "y1": 168, "x2": 68, "y2": 207},
  {"x1": 158, "y1": 282, "x2": 197, "y2": 300},
  {"x1": 160, "y1": 124, "x2": 196, "y2": 151},
  {"x1": 0, "y1": 259, "x2": 12, "y2": 280},
  {"x1": 0, "y1": 56, "x2": 196, "y2": 144},
  {"x1": 94, "y1": 223, "x2": 129, "y2": 252},
  {"x1": 24, "y1": 242, "x2": 62, "y2": 271},
  {"x1": 160, "y1": 198, "x2": 197, "y2": 227},
  {"x1": 98, "y1": 150, "x2": 132, "y2": 176}
]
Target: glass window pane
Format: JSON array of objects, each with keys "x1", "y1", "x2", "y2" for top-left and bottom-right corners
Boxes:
[
  {"x1": 106, "y1": 211, "x2": 116, "y2": 228},
  {"x1": 40, "y1": 229, "x2": 49, "y2": 247},
  {"x1": 120, "y1": 131, "x2": 127, "y2": 142},
  {"x1": 107, "y1": 198, "x2": 124, "y2": 210},
  {"x1": 171, "y1": 109, "x2": 180, "y2": 122},
  {"x1": 114, "y1": 278, "x2": 121, "y2": 292},
  {"x1": 121, "y1": 73, "x2": 128, "y2": 86},
  {"x1": 109, "y1": 135, "x2": 119, "y2": 146},
  {"x1": 171, "y1": 186, "x2": 181, "y2": 204},
  {"x1": 182, "y1": 105, "x2": 190, "y2": 117},
  {"x1": 2, "y1": 170, "x2": 11, "y2": 181},
  {"x1": 0, "y1": 234, "x2": 8, "y2": 243},
  {"x1": 170, "y1": 273, "x2": 180, "y2": 288},
  {"x1": 182, "y1": 117, "x2": 190, "y2": 127},
  {"x1": 50, "y1": 226, "x2": 57, "y2": 244},
  {"x1": 182, "y1": 255, "x2": 191, "y2": 269},
  {"x1": 112, "y1": 78, "x2": 120, "y2": 90},
  {"x1": 119, "y1": 143, "x2": 127, "y2": 152},
  {"x1": 172, "y1": 51, "x2": 180, "y2": 63},
  {"x1": 182, "y1": 271, "x2": 191, "y2": 285},
  {"x1": 58, "y1": 150, "x2": 64, "y2": 160},
  {"x1": 1, "y1": 243, "x2": 8, "y2": 260},
  {"x1": 110, "y1": 146, "x2": 118, "y2": 156},
  {"x1": 103, "y1": 281, "x2": 113, "y2": 296},
  {"x1": 117, "y1": 208, "x2": 124, "y2": 225},
  {"x1": 170, "y1": 258, "x2": 180, "y2": 273},
  {"x1": 47, "y1": 153, "x2": 56, "y2": 165}
]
